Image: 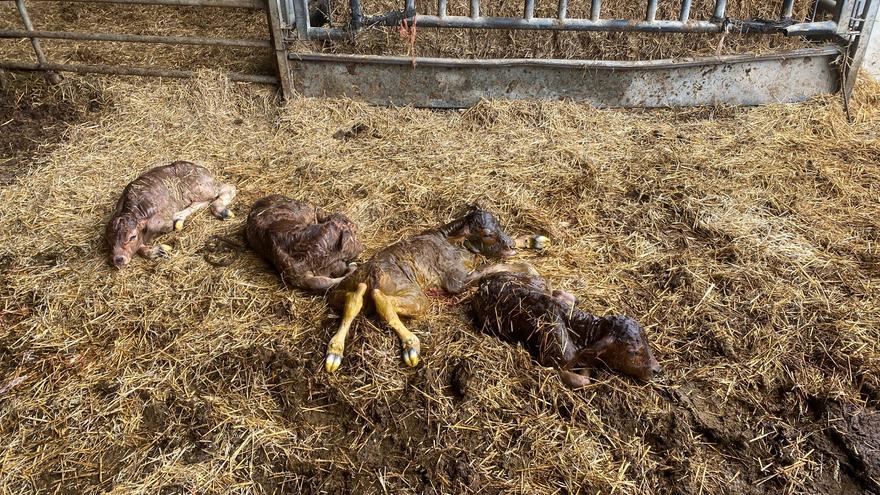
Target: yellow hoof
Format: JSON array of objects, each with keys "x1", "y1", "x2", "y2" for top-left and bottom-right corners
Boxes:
[
  {"x1": 403, "y1": 347, "x2": 420, "y2": 367},
  {"x1": 532, "y1": 235, "x2": 550, "y2": 250},
  {"x1": 173, "y1": 219, "x2": 184, "y2": 231},
  {"x1": 325, "y1": 352, "x2": 343, "y2": 373}
]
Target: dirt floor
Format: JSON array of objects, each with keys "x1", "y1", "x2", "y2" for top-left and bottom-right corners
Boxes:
[{"x1": 0, "y1": 70, "x2": 878, "y2": 494}]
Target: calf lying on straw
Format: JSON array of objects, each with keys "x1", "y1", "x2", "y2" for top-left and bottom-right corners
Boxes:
[
  {"x1": 472, "y1": 264, "x2": 661, "y2": 388},
  {"x1": 323, "y1": 206, "x2": 547, "y2": 372},
  {"x1": 106, "y1": 161, "x2": 236, "y2": 268},
  {"x1": 246, "y1": 195, "x2": 363, "y2": 293}
]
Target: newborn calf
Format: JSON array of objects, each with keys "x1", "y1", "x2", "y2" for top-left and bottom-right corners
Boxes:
[
  {"x1": 106, "y1": 161, "x2": 236, "y2": 268},
  {"x1": 472, "y1": 266, "x2": 661, "y2": 388},
  {"x1": 324, "y1": 207, "x2": 541, "y2": 372},
  {"x1": 246, "y1": 195, "x2": 363, "y2": 293}
]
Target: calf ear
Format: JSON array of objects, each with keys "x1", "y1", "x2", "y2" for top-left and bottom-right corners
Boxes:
[{"x1": 568, "y1": 334, "x2": 616, "y2": 369}]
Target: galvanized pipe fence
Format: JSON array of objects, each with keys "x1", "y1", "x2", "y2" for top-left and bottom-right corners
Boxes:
[
  {"x1": 0, "y1": 0, "x2": 289, "y2": 92},
  {"x1": 0, "y1": 0, "x2": 877, "y2": 106}
]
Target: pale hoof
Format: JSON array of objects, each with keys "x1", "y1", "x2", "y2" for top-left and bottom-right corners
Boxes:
[
  {"x1": 173, "y1": 219, "x2": 184, "y2": 231},
  {"x1": 531, "y1": 235, "x2": 550, "y2": 250},
  {"x1": 325, "y1": 352, "x2": 343, "y2": 373},
  {"x1": 157, "y1": 244, "x2": 173, "y2": 259},
  {"x1": 346, "y1": 262, "x2": 357, "y2": 274},
  {"x1": 218, "y1": 208, "x2": 234, "y2": 220},
  {"x1": 402, "y1": 336, "x2": 421, "y2": 367},
  {"x1": 403, "y1": 347, "x2": 420, "y2": 367}
]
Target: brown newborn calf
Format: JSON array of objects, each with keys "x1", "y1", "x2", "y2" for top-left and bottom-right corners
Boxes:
[
  {"x1": 472, "y1": 265, "x2": 661, "y2": 388},
  {"x1": 324, "y1": 207, "x2": 541, "y2": 373},
  {"x1": 106, "y1": 161, "x2": 236, "y2": 268},
  {"x1": 246, "y1": 195, "x2": 363, "y2": 293}
]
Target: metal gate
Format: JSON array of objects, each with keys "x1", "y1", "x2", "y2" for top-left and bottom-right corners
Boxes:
[
  {"x1": 1, "y1": 0, "x2": 877, "y2": 107},
  {"x1": 1, "y1": 0, "x2": 284, "y2": 84},
  {"x1": 280, "y1": 0, "x2": 878, "y2": 107}
]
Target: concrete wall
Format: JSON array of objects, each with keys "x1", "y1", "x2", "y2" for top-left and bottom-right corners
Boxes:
[{"x1": 866, "y1": 17, "x2": 879, "y2": 79}]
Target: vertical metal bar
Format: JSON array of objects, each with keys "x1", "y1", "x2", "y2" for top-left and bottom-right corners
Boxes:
[
  {"x1": 281, "y1": 0, "x2": 295, "y2": 26},
  {"x1": 14, "y1": 0, "x2": 61, "y2": 83},
  {"x1": 712, "y1": 0, "x2": 727, "y2": 20},
  {"x1": 349, "y1": 0, "x2": 363, "y2": 26},
  {"x1": 405, "y1": 0, "x2": 415, "y2": 16},
  {"x1": 470, "y1": 0, "x2": 479, "y2": 18},
  {"x1": 265, "y1": 0, "x2": 293, "y2": 98},
  {"x1": 834, "y1": 0, "x2": 853, "y2": 32},
  {"x1": 679, "y1": 0, "x2": 691, "y2": 21},
  {"x1": 781, "y1": 0, "x2": 795, "y2": 18},
  {"x1": 292, "y1": 0, "x2": 311, "y2": 39},
  {"x1": 524, "y1": 0, "x2": 535, "y2": 19},
  {"x1": 438, "y1": 0, "x2": 447, "y2": 16},
  {"x1": 557, "y1": 0, "x2": 568, "y2": 19},
  {"x1": 844, "y1": 0, "x2": 878, "y2": 96},
  {"x1": 646, "y1": 0, "x2": 658, "y2": 22},
  {"x1": 590, "y1": 0, "x2": 601, "y2": 20}
]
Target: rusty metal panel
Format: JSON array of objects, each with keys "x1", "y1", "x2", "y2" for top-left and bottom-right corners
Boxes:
[{"x1": 289, "y1": 47, "x2": 841, "y2": 108}]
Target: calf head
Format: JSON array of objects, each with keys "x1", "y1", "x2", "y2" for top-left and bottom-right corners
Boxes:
[
  {"x1": 576, "y1": 315, "x2": 661, "y2": 382},
  {"x1": 457, "y1": 208, "x2": 517, "y2": 259},
  {"x1": 106, "y1": 214, "x2": 144, "y2": 268}
]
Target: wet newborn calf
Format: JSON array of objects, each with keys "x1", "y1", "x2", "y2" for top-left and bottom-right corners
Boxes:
[
  {"x1": 106, "y1": 161, "x2": 236, "y2": 268},
  {"x1": 472, "y1": 266, "x2": 661, "y2": 388},
  {"x1": 324, "y1": 207, "x2": 541, "y2": 372},
  {"x1": 246, "y1": 195, "x2": 363, "y2": 293}
]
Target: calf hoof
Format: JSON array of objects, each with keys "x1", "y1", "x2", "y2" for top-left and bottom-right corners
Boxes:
[
  {"x1": 346, "y1": 262, "x2": 358, "y2": 274},
  {"x1": 527, "y1": 235, "x2": 550, "y2": 250},
  {"x1": 325, "y1": 352, "x2": 343, "y2": 373},
  {"x1": 173, "y1": 219, "x2": 184, "y2": 231},
  {"x1": 156, "y1": 244, "x2": 173, "y2": 259},
  {"x1": 218, "y1": 208, "x2": 234, "y2": 220},
  {"x1": 402, "y1": 336, "x2": 421, "y2": 367}
]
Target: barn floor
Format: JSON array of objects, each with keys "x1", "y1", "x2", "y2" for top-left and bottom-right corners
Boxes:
[{"x1": 0, "y1": 72, "x2": 879, "y2": 494}]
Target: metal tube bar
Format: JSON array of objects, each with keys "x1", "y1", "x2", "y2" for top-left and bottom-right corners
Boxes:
[
  {"x1": 29, "y1": 0, "x2": 266, "y2": 8},
  {"x1": 265, "y1": 0, "x2": 293, "y2": 97},
  {"x1": 783, "y1": 19, "x2": 838, "y2": 34},
  {"x1": 470, "y1": 0, "x2": 479, "y2": 18},
  {"x1": 0, "y1": 29, "x2": 271, "y2": 47},
  {"x1": 289, "y1": 45, "x2": 841, "y2": 68},
  {"x1": 646, "y1": 0, "x2": 658, "y2": 22},
  {"x1": 350, "y1": 0, "x2": 364, "y2": 27},
  {"x1": 405, "y1": 0, "x2": 415, "y2": 16},
  {"x1": 15, "y1": 0, "x2": 48, "y2": 66},
  {"x1": 524, "y1": 0, "x2": 535, "y2": 20},
  {"x1": 590, "y1": 0, "x2": 601, "y2": 21},
  {"x1": 0, "y1": 60, "x2": 278, "y2": 83},
  {"x1": 438, "y1": 0, "x2": 447, "y2": 16},
  {"x1": 557, "y1": 0, "x2": 567, "y2": 19},
  {"x1": 712, "y1": 0, "x2": 727, "y2": 20},
  {"x1": 844, "y1": 0, "x2": 878, "y2": 95},
  {"x1": 292, "y1": 0, "x2": 311, "y2": 39},
  {"x1": 781, "y1": 0, "x2": 795, "y2": 18},
  {"x1": 679, "y1": 0, "x2": 691, "y2": 22},
  {"x1": 833, "y1": 0, "x2": 853, "y2": 32},
  {"x1": 406, "y1": 15, "x2": 728, "y2": 31},
  {"x1": 14, "y1": 0, "x2": 61, "y2": 83},
  {"x1": 817, "y1": 0, "x2": 837, "y2": 13}
]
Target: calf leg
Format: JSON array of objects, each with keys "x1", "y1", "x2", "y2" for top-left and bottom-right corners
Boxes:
[
  {"x1": 172, "y1": 201, "x2": 211, "y2": 231},
  {"x1": 372, "y1": 289, "x2": 424, "y2": 367},
  {"x1": 138, "y1": 243, "x2": 172, "y2": 260},
  {"x1": 324, "y1": 282, "x2": 367, "y2": 373},
  {"x1": 210, "y1": 183, "x2": 236, "y2": 220}
]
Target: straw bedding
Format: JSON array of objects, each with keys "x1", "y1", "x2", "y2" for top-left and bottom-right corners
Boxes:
[{"x1": 0, "y1": 70, "x2": 878, "y2": 494}]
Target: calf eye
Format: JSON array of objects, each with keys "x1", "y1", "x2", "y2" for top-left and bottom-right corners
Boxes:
[{"x1": 128, "y1": 234, "x2": 137, "y2": 241}]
